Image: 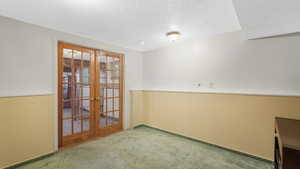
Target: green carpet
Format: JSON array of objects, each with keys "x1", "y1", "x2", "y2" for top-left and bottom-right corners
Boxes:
[{"x1": 15, "y1": 126, "x2": 273, "y2": 169}]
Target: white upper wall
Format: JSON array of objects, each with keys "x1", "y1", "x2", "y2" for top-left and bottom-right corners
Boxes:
[
  {"x1": 143, "y1": 31, "x2": 300, "y2": 96},
  {"x1": 0, "y1": 15, "x2": 143, "y2": 96}
]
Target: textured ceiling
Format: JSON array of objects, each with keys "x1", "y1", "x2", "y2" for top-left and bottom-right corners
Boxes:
[
  {"x1": 0, "y1": 0, "x2": 241, "y2": 51},
  {"x1": 233, "y1": 0, "x2": 300, "y2": 39}
]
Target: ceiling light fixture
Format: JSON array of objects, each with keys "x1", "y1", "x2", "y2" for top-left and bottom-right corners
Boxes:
[{"x1": 166, "y1": 31, "x2": 181, "y2": 42}]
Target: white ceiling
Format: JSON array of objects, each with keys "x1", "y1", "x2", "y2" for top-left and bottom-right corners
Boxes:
[
  {"x1": 233, "y1": 0, "x2": 300, "y2": 39},
  {"x1": 0, "y1": 0, "x2": 241, "y2": 51}
]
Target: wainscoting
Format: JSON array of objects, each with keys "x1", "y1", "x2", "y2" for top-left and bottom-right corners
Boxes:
[
  {"x1": 0, "y1": 95, "x2": 54, "y2": 168},
  {"x1": 130, "y1": 90, "x2": 300, "y2": 160}
]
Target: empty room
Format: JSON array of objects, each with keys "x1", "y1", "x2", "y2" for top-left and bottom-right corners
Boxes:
[{"x1": 1, "y1": 0, "x2": 300, "y2": 169}]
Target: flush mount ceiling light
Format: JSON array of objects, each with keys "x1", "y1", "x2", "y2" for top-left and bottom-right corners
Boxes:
[
  {"x1": 140, "y1": 41, "x2": 145, "y2": 45},
  {"x1": 166, "y1": 31, "x2": 181, "y2": 42}
]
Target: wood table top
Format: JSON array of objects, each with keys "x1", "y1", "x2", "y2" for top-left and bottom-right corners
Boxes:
[{"x1": 276, "y1": 117, "x2": 300, "y2": 151}]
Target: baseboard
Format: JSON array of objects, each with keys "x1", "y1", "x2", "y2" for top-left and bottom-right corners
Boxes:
[
  {"x1": 135, "y1": 124, "x2": 274, "y2": 164},
  {"x1": 3, "y1": 151, "x2": 56, "y2": 169},
  {"x1": 133, "y1": 124, "x2": 147, "y2": 128}
]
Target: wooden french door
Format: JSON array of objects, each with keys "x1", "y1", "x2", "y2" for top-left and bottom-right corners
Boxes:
[{"x1": 58, "y1": 42, "x2": 124, "y2": 147}]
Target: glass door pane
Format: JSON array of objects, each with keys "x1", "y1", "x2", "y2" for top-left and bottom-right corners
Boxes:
[
  {"x1": 95, "y1": 52, "x2": 122, "y2": 130},
  {"x1": 97, "y1": 55, "x2": 107, "y2": 128}
]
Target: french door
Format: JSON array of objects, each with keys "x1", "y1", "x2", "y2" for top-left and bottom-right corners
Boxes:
[{"x1": 58, "y1": 42, "x2": 123, "y2": 147}]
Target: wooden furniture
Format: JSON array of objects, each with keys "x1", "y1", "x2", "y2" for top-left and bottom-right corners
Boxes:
[
  {"x1": 58, "y1": 42, "x2": 124, "y2": 147},
  {"x1": 274, "y1": 117, "x2": 300, "y2": 169}
]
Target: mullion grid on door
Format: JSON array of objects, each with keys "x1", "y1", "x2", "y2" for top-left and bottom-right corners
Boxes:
[
  {"x1": 105, "y1": 55, "x2": 108, "y2": 127},
  {"x1": 73, "y1": 50, "x2": 81, "y2": 135},
  {"x1": 98, "y1": 53, "x2": 105, "y2": 128},
  {"x1": 67, "y1": 49, "x2": 90, "y2": 135},
  {"x1": 114, "y1": 57, "x2": 120, "y2": 124},
  {"x1": 80, "y1": 51, "x2": 92, "y2": 133},
  {"x1": 70, "y1": 49, "x2": 75, "y2": 135},
  {"x1": 62, "y1": 49, "x2": 72, "y2": 136},
  {"x1": 108, "y1": 56, "x2": 117, "y2": 126},
  {"x1": 80, "y1": 51, "x2": 83, "y2": 133}
]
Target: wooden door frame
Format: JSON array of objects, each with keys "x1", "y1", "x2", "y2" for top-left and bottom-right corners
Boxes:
[{"x1": 57, "y1": 42, "x2": 124, "y2": 148}]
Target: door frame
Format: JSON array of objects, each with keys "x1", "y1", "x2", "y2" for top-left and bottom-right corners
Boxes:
[{"x1": 57, "y1": 42, "x2": 124, "y2": 148}]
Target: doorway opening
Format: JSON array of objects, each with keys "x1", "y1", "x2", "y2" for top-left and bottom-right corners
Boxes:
[{"x1": 58, "y1": 42, "x2": 124, "y2": 148}]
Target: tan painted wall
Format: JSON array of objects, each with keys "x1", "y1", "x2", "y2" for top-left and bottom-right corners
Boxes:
[
  {"x1": 129, "y1": 91, "x2": 145, "y2": 128},
  {"x1": 0, "y1": 95, "x2": 54, "y2": 168},
  {"x1": 130, "y1": 90, "x2": 300, "y2": 161}
]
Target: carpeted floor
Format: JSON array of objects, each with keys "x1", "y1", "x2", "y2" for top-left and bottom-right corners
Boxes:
[{"x1": 15, "y1": 126, "x2": 273, "y2": 169}]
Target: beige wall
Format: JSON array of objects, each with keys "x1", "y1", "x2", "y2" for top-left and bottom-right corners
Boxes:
[
  {"x1": 130, "y1": 90, "x2": 300, "y2": 161},
  {"x1": 0, "y1": 95, "x2": 54, "y2": 168},
  {"x1": 129, "y1": 91, "x2": 145, "y2": 128}
]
